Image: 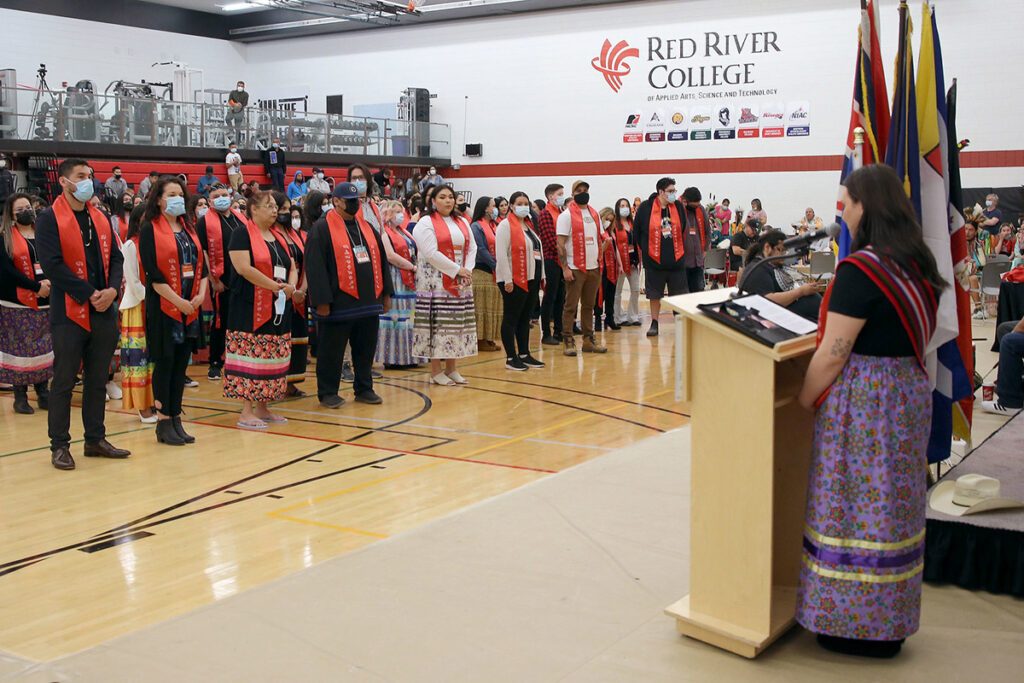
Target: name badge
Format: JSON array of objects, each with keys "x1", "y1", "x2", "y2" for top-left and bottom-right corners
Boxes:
[
  {"x1": 353, "y1": 245, "x2": 370, "y2": 264},
  {"x1": 273, "y1": 265, "x2": 286, "y2": 281},
  {"x1": 688, "y1": 228, "x2": 697, "y2": 236},
  {"x1": 533, "y1": 249, "x2": 542, "y2": 261},
  {"x1": 453, "y1": 247, "x2": 463, "y2": 264},
  {"x1": 34, "y1": 263, "x2": 43, "y2": 276},
  {"x1": 182, "y1": 265, "x2": 195, "y2": 279},
  {"x1": 585, "y1": 236, "x2": 596, "y2": 246}
]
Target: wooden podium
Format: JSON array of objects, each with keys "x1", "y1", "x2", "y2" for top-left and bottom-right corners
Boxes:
[{"x1": 661, "y1": 289, "x2": 816, "y2": 658}]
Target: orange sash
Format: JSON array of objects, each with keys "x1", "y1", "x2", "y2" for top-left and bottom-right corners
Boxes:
[
  {"x1": 52, "y1": 195, "x2": 113, "y2": 331},
  {"x1": 246, "y1": 220, "x2": 292, "y2": 330},
  {"x1": 326, "y1": 209, "x2": 383, "y2": 299},
  {"x1": 648, "y1": 201, "x2": 684, "y2": 265},
  {"x1": 430, "y1": 213, "x2": 471, "y2": 296},
  {"x1": 567, "y1": 203, "x2": 601, "y2": 271},
  {"x1": 152, "y1": 215, "x2": 204, "y2": 325},
  {"x1": 383, "y1": 222, "x2": 416, "y2": 290},
  {"x1": 10, "y1": 228, "x2": 39, "y2": 309},
  {"x1": 205, "y1": 208, "x2": 246, "y2": 280},
  {"x1": 507, "y1": 213, "x2": 536, "y2": 292}
]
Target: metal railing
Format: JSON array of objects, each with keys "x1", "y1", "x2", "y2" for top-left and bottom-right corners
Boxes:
[{"x1": 0, "y1": 86, "x2": 451, "y2": 160}]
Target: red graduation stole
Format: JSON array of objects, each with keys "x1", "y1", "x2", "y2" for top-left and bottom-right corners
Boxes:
[
  {"x1": 326, "y1": 209, "x2": 383, "y2": 299},
  {"x1": 615, "y1": 220, "x2": 633, "y2": 277},
  {"x1": 383, "y1": 222, "x2": 416, "y2": 290},
  {"x1": 246, "y1": 220, "x2": 293, "y2": 330},
  {"x1": 507, "y1": 213, "x2": 535, "y2": 292},
  {"x1": 477, "y1": 218, "x2": 497, "y2": 255},
  {"x1": 282, "y1": 227, "x2": 306, "y2": 312},
  {"x1": 205, "y1": 208, "x2": 246, "y2": 280},
  {"x1": 430, "y1": 212, "x2": 471, "y2": 296},
  {"x1": 567, "y1": 203, "x2": 601, "y2": 271},
  {"x1": 814, "y1": 247, "x2": 937, "y2": 408},
  {"x1": 10, "y1": 228, "x2": 39, "y2": 309},
  {"x1": 152, "y1": 215, "x2": 204, "y2": 325},
  {"x1": 648, "y1": 201, "x2": 684, "y2": 265},
  {"x1": 52, "y1": 194, "x2": 113, "y2": 331},
  {"x1": 601, "y1": 223, "x2": 619, "y2": 281},
  {"x1": 690, "y1": 205, "x2": 708, "y2": 252}
]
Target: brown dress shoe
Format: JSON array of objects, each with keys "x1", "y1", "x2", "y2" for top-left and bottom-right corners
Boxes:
[
  {"x1": 51, "y1": 446, "x2": 75, "y2": 470},
  {"x1": 83, "y1": 439, "x2": 131, "y2": 459}
]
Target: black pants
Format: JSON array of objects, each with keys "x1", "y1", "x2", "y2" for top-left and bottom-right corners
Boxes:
[
  {"x1": 685, "y1": 266, "x2": 705, "y2": 293},
  {"x1": 49, "y1": 318, "x2": 119, "y2": 450},
  {"x1": 500, "y1": 278, "x2": 541, "y2": 358},
  {"x1": 152, "y1": 342, "x2": 192, "y2": 417},
  {"x1": 540, "y1": 258, "x2": 565, "y2": 337},
  {"x1": 269, "y1": 167, "x2": 285, "y2": 191},
  {"x1": 209, "y1": 289, "x2": 230, "y2": 368},
  {"x1": 599, "y1": 276, "x2": 617, "y2": 322},
  {"x1": 316, "y1": 316, "x2": 379, "y2": 398}
]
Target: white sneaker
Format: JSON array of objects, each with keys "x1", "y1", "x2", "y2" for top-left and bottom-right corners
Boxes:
[
  {"x1": 982, "y1": 400, "x2": 1022, "y2": 417},
  {"x1": 105, "y1": 381, "x2": 122, "y2": 400}
]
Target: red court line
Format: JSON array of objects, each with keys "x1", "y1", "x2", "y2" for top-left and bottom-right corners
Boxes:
[
  {"x1": 188, "y1": 418, "x2": 559, "y2": 474},
  {"x1": 446, "y1": 149, "x2": 1024, "y2": 179}
]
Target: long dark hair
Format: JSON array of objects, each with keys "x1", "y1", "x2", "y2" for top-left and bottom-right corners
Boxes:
[
  {"x1": 612, "y1": 197, "x2": 631, "y2": 231},
  {"x1": 744, "y1": 229, "x2": 786, "y2": 266},
  {"x1": 304, "y1": 190, "x2": 326, "y2": 227},
  {"x1": 843, "y1": 164, "x2": 947, "y2": 293},
  {"x1": 471, "y1": 196, "x2": 493, "y2": 223},
  {"x1": 126, "y1": 204, "x2": 147, "y2": 241},
  {"x1": 2, "y1": 192, "x2": 34, "y2": 257},
  {"x1": 143, "y1": 175, "x2": 190, "y2": 223}
]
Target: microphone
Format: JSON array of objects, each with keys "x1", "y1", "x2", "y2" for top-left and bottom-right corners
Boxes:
[{"x1": 782, "y1": 223, "x2": 841, "y2": 252}]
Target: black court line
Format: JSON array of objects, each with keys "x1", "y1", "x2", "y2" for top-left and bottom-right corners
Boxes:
[
  {"x1": 79, "y1": 532, "x2": 155, "y2": 554},
  {"x1": 0, "y1": 451, "x2": 405, "y2": 577},
  {"x1": 460, "y1": 374, "x2": 690, "y2": 417},
  {"x1": 381, "y1": 377, "x2": 666, "y2": 433}
]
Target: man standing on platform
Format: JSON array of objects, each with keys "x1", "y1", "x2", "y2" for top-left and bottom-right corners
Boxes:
[
  {"x1": 196, "y1": 184, "x2": 246, "y2": 381},
  {"x1": 557, "y1": 180, "x2": 608, "y2": 357},
  {"x1": 35, "y1": 158, "x2": 129, "y2": 470},
  {"x1": 262, "y1": 137, "x2": 287, "y2": 192},
  {"x1": 634, "y1": 177, "x2": 689, "y2": 337},
  {"x1": 306, "y1": 182, "x2": 393, "y2": 408},
  {"x1": 537, "y1": 183, "x2": 566, "y2": 345},
  {"x1": 226, "y1": 80, "x2": 249, "y2": 145}
]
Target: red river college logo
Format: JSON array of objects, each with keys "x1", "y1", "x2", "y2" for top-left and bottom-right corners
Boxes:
[{"x1": 592, "y1": 39, "x2": 640, "y2": 93}]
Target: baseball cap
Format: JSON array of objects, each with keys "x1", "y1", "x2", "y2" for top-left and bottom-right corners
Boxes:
[
  {"x1": 572, "y1": 180, "x2": 590, "y2": 193},
  {"x1": 332, "y1": 182, "x2": 360, "y2": 199}
]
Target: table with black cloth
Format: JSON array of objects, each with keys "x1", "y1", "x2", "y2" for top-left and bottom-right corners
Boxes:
[
  {"x1": 924, "y1": 411, "x2": 1024, "y2": 597},
  {"x1": 993, "y1": 280, "x2": 1024, "y2": 351}
]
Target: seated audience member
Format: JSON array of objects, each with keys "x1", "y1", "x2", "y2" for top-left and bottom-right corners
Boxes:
[
  {"x1": 730, "y1": 219, "x2": 758, "y2": 271},
  {"x1": 739, "y1": 229, "x2": 823, "y2": 321},
  {"x1": 286, "y1": 171, "x2": 308, "y2": 203},
  {"x1": 197, "y1": 166, "x2": 220, "y2": 198},
  {"x1": 308, "y1": 167, "x2": 331, "y2": 195},
  {"x1": 983, "y1": 317, "x2": 1024, "y2": 416},
  {"x1": 992, "y1": 222, "x2": 1016, "y2": 257}
]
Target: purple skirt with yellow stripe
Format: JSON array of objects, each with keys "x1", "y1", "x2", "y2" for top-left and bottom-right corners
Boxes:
[
  {"x1": 223, "y1": 330, "x2": 291, "y2": 402},
  {"x1": 795, "y1": 354, "x2": 931, "y2": 641}
]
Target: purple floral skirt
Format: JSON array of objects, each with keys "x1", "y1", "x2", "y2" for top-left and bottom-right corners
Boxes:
[{"x1": 795, "y1": 354, "x2": 931, "y2": 641}]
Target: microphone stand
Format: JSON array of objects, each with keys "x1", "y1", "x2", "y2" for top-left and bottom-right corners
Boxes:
[{"x1": 734, "y1": 248, "x2": 809, "y2": 297}]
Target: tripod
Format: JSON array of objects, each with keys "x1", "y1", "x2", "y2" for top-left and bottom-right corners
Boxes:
[{"x1": 27, "y1": 64, "x2": 60, "y2": 140}]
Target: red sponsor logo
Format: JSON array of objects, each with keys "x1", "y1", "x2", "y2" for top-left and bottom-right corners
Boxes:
[
  {"x1": 592, "y1": 39, "x2": 640, "y2": 93},
  {"x1": 738, "y1": 128, "x2": 761, "y2": 139},
  {"x1": 762, "y1": 128, "x2": 784, "y2": 138}
]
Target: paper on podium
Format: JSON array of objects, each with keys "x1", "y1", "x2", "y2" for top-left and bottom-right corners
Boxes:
[{"x1": 731, "y1": 295, "x2": 818, "y2": 335}]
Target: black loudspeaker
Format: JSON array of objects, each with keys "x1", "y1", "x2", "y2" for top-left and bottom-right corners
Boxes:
[
  {"x1": 412, "y1": 88, "x2": 430, "y2": 122},
  {"x1": 326, "y1": 95, "x2": 344, "y2": 115},
  {"x1": 465, "y1": 143, "x2": 483, "y2": 157}
]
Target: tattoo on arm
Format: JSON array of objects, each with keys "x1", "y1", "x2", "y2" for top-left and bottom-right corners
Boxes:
[{"x1": 829, "y1": 337, "x2": 854, "y2": 358}]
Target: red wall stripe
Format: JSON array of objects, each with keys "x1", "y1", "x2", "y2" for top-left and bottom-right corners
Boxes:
[{"x1": 445, "y1": 150, "x2": 1024, "y2": 179}]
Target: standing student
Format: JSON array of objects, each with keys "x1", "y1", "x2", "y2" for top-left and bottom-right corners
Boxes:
[
  {"x1": 306, "y1": 183, "x2": 393, "y2": 407},
  {"x1": 680, "y1": 186, "x2": 711, "y2": 294},
  {"x1": 272, "y1": 192, "x2": 310, "y2": 397},
  {"x1": 495, "y1": 192, "x2": 545, "y2": 371},
  {"x1": 557, "y1": 180, "x2": 608, "y2": 356},
  {"x1": 196, "y1": 184, "x2": 246, "y2": 380},
  {"x1": 139, "y1": 176, "x2": 208, "y2": 445},
  {"x1": 611, "y1": 197, "x2": 641, "y2": 326},
  {"x1": 797, "y1": 164, "x2": 946, "y2": 658},
  {"x1": 0, "y1": 193, "x2": 53, "y2": 414},
  {"x1": 537, "y1": 183, "x2": 567, "y2": 345},
  {"x1": 118, "y1": 204, "x2": 157, "y2": 423},
  {"x1": 411, "y1": 185, "x2": 478, "y2": 385},
  {"x1": 376, "y1": 200, "x2": 418, "y2": 369},
  {"x1": 112, "y1": 191, "x2": 134, "y2": 243},
  {"x1": 225, "y1": 143, "x2": 244, "y2": 193},
  {"x1": 470, "y1": 196, "x2": 503, "y2": 352},
  {"x1": 35, "y1": 158, "x2": 129, "y2": 470},
  {"x1": 597, "y1": 207, "x2": 622, "y2": 331},
  {"x1": 224, "y1": 190, "x2": 296, "y2": 429},
  {"x1": 262, "y1": 138, "x2": 287, "y2": 192},
  {"x1": 494, "y1": 196, "x2": 509, "y2": 223},
  {"x1": 634, "y1": 177, "x2": 689, "y2": 337}
]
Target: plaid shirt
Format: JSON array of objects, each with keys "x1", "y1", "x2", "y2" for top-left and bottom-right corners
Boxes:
[{"x1": 536, "y1": 206, "x2": 560, "y2": 258}]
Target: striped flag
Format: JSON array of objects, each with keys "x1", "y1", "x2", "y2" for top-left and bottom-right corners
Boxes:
[
  {"x1": 837, "y1": 0, "x2": 890, "y2": 259},
  {"x1": 916, "y1": 2, "x2": 971, "y2": 462}
]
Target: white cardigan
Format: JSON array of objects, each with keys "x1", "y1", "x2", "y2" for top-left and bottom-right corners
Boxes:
[
  {"x1": 412, "y1": 215, "x2": 477, "y2": 279},
  {"x1": 119, "y1": 239, "x2": 146, "y2": 310}
]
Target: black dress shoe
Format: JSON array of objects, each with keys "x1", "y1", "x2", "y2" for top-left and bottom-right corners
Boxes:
[
  {"x1": 83, "y1": 439, "x2": 132, "y2": 458},
  {"x1": 171, "y1": 416, "x2": 195, "y2": 444},
  {"x1": 541, "y1": 335, "x2": 561, "y2": 346},
  {"x1": 51, "y1": 446, "x2": 75, "y2": 470},
  {"x1": 354, "y1": 390, "x2": 383, "y2": 405},
  {"x1": 319, "y1": 394, "x2": 345, "y2": 409}
]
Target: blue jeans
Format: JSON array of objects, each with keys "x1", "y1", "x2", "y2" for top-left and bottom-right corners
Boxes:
[
  {"x1": 269, "y1": 167, "x2": 285, "y2": 191},
  {"x1": 996, "y1": 331, "x2": 1024, "y2": 409}
]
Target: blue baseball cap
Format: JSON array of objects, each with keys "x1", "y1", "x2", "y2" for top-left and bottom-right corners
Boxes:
[{"x1": 332, "y1": 182, "x2": 359, "y2": 199}]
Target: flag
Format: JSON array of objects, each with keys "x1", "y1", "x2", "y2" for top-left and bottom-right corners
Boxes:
[
  {"x1": 917, "y1": 2, "x2": 971, "y2": 463},
  {"x1": 885, "y1": 1, "x2": 921, "y2": 218},
  {"x1": 837, "y1": 0, "x2": 890, "y2": 259}
]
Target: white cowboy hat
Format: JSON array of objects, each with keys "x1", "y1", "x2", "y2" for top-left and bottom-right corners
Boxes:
[{"x1": 929, "y1": 474, "x2": 1024, "y2": 517}]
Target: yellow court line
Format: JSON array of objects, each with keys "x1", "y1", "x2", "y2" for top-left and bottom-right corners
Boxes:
[
  {"x1": 266, "y1": 514, "x2": 389, "y2": 538},
  {"x1": 453, "y1": 388, "x2": 676, "y2": 461},
  {"x1": 269, "y1": 461, "x2": 444, "y2": 516}
]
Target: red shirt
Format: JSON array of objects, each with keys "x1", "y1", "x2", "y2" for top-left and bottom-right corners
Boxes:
[{"x1": 536, "y1": 207, "x2": 559, "y2": 259}]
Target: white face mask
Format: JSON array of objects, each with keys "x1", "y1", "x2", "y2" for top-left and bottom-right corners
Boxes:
[
  {"x1": 317, "y1": 173, "x2": 324, "y2": 179},
  {"x1": 602, "y1": 220, "x2": 611, "y2": 230},
  {"x1": 392, "y1": 215, "x2": 404, "y2": 227},
  {"x1": 513, "y1": 205, "x2": 531, "y2": 219},
  {"x1": 291, "y1": 217, "x2": 302, "y2": 230},
  {"x1": 619, "y1": 207, "x2": 630, "y2": 217}
]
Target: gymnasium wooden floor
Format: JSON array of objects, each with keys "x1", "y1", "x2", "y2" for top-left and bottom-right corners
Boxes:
[{"x1": 0, "y1": 315, "x2": 688, "y2": 662}]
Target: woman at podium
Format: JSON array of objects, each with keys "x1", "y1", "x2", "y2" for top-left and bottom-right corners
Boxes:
[{"x1": 796, "y1": 165, "x2": 947, "y2": 658}]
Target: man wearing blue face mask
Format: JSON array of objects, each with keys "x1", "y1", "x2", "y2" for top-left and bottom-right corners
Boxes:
[
  {"x1": 262, "y1": 137, "x2": 287, "y2": 192},
  {"x1": 34, "y1": 158, "x2": 129, "y2": 470},
  {"x1": 537, "y1": 183, "x2": 567, "y2": 345},
  {"x1": 308, "y1": 167, "x2": 330, "y2": 194}
]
